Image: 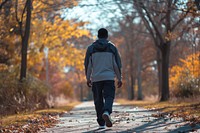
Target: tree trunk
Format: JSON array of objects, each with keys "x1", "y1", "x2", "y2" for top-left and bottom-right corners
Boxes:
[
  {"x1": 126, "y1": 47, "x2": 135, "y2": 100},
  {"x1": 125, "y1": 72, "x2": 131, "y2": 100},
  {"x1": 137, "y1": 45, "x2": 142, "y2": 100},
  {"x1": 157, "y1": 49, "x2": 162, "y2": 99},
  {"x1": 20, "y1": 37, "x2": 27, "y2": 81},
  {"x1": 80, "y1": 84, "x2": 83, "y2": 101},
  {"x1": 137, "y1": 71, "x2": 142, "y2": 100},
  {"x1": 130, "y1": 74, "x2": 135, "y2": 100},
  {"x1": 159, "y1": 42, "x2": 170, "y2": 101},
  {"x1": 126, "y1": 72, "x2": 135, "y2": 100},
  {"x1": 20, "y1": 0, "x2": 32, "y2": 81},
  {"x1": 76, "y1": 70, "x2": 84, "y2": 101}
]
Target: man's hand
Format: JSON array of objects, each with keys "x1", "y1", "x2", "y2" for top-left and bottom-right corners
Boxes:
[
  {"x1": 87, "y1": 80, "x2": 92, "y2": 87},
  {"x1": 117, "y1": 81, "x2": 122, "y2": 88}
]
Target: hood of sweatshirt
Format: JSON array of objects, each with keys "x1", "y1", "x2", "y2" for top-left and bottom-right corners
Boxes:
[{"x1": 93, "y1": 39, "x2": 109, "y2": 51}]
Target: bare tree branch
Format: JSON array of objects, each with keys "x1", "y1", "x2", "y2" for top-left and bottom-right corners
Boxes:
[
  {"x1": 195, "y1": 0, "x2": 200, "y2": 10},
  {"x1": 0, "y1": 0, "x2": 9, "y2": 11},
  {"x1": 171, "y1": 6, "x2": 192, "y2": 31},
  {"x1": 15, "y1": 0, "x2": 23, "y2": 39},
  {"x1": 15, "y1": 0, "x2": 20, "y2": 23},
  {"x1": 173, "y1": 0, "x2": 178, "y2": 5},
  {"x1": 21, "y1": 0, "x2": 27, "y2": 24},
  {"x1": 134, "y1": 0, "x2": 163, "y2": 49},
  {"x1": 135, "y1": 0, "x2": 164, "y2": 44}
]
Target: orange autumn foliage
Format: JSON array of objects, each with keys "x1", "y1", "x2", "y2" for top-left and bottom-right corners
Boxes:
[{"x1": 170, "y1": 52, "x2": 200, "y2": 97}]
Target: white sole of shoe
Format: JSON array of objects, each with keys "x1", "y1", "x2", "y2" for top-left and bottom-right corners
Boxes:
[
  {"x1": 102, "y1": 114, "x2": 112, "y2": 127},
  {"x1": 98, "y1": 127, "x2": 105, "y2": 129}
]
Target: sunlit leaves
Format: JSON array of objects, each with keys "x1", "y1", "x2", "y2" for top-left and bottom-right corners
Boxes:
[
  {"x1": 170, "y1": 52, "x2": 200, "y2": 97},
  {"x1": 28, "y1": 9, "x2": 90, "y2": 77}
]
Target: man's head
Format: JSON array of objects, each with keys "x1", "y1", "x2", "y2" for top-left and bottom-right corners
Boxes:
[{"x1": 98, "y1": 28, "x2": 108, "y2": 39}]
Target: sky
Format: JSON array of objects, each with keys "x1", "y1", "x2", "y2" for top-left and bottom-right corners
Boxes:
[{"x1": 62, "y1": 0, "x2": 133, "y2": 35}]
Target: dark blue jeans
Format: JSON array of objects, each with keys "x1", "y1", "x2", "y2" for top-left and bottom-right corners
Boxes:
[{"x1": 92, "y1": 80, "x2": 115, "y2": 126}]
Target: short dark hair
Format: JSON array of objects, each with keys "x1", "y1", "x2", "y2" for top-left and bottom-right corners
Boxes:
[{"x1": 98, "y1": 28, "x2": 108, "y2": 39}]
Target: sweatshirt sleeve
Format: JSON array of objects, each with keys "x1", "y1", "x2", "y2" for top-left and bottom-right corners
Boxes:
[
  {"x1": 86, "y1": 56, "x2": 92, "y2": 81},
  {"x1": 113, "y1": 55, "x2": 122, "y2": 81},
  {"x1": 115, "y1": 47, "x2": 122, "y2": 72},
  {"x1": 110, "y1": 43, "x2": 122, "y2": 81},
  {"x1": 84, "y1": 46, "x2": 92, "y2": 80},
  {"x1": 84, "y1": 47, "x2": 90, "y2": 75}
]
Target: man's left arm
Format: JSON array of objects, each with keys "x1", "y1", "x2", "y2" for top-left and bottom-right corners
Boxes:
[
  {"x1": 84, "y1": 48, "x2": 90, "y2": 75},
  {"x1": 113, "y1": 47, "x2": 122, "y2": 88},
  {"x1": 86, "y1": 56, "x2": 92, "y2": 87},
  {"x1": 84, "y1": 46, "x2": 92, "y2": 87}
]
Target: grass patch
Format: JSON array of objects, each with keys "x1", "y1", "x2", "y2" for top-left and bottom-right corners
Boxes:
[
  {"x1": 117, "y1": 99, "x2": 200, "y2": 123},
  {"x1": 0, "y1": 101, "x2": 80, "y2": 128},
  {"x1": 117, "y1": 99, "x2": 200, "y2": 115},
  {"x1": 1, "y1": 114, "x2": 38, "y2": 127},
  {"x1": 35, "y1": 102, "x2": 79, "y2": 114}
]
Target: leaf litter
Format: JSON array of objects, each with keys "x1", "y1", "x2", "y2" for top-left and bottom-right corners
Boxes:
[{"x1": 0, "y1": 112, "x2": 61, "y2": 133}]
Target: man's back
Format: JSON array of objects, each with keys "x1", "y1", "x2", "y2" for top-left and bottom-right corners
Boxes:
[
  {"x1": 90, "y1": 39, "x2": 115, "y2": 82},
  {"x1": 85, "y1": 38, "x2": 121, "y2": 82}
]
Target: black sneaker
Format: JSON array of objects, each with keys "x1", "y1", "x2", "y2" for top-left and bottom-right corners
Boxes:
[{"x1": 102, "y1": 111, "x2": 112, "y2": 127}]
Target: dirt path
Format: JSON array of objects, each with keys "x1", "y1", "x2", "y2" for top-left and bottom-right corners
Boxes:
[{"x1": 44, "y1": 101, "x2": 200, "y2": 133}]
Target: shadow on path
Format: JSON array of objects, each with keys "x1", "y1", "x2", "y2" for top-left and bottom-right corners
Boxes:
[{"x1": 45, "y1": 101, "x2": 200, "y2": 133}]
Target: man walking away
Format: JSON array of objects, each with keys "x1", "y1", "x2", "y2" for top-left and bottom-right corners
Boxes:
[{"x1": 84, "y1": 28, "x2": 122, "y2": 129}]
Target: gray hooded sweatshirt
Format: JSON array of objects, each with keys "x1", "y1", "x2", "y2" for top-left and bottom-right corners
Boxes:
[{"x1": 84, "y1": 38, "x2": 122, "y2": 82}]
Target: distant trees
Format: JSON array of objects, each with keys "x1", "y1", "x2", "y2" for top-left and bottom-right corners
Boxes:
[
  {"x1": 111, "y1": 14, "x2": 157, "y2": 100},
  {"x1": 0, "y1": 0, "x2": 89, "y2": 80},
  {"x1": 110, "y1": 0, "x2": 199, "y2": 101},
  {"x1": 0, "y1": 0, "x2": 82, "y2": 80},
  {"x1": 134, "y1": 0, "x2": 199, "y2": 101},
  {"x1": 102, "y1": 0, "x2": 199, "y2": 101}
]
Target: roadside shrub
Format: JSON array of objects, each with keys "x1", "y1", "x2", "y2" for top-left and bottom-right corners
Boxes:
[
  {"x1": 170, "y1": 52, "x2": 200, "y2": 98},
  {"x1": 0, "y1": 70, "x2": 49, "y2": 115}
]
